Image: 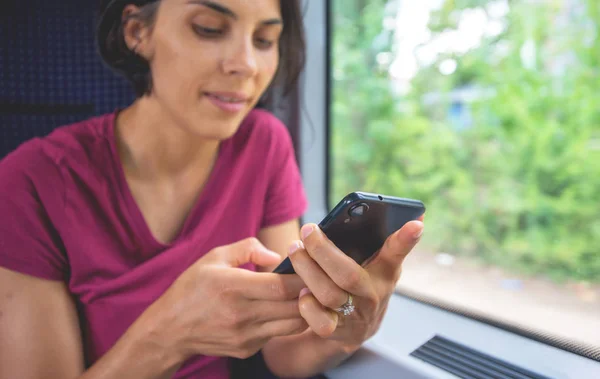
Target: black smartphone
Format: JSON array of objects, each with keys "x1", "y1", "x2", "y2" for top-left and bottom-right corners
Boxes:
[{"x1": 272, "y1": 191, "x2": 426, "y2": 274}]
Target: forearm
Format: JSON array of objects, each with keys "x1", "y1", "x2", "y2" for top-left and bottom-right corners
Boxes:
[
  {"x1": 78, "y1": 304, "x2": 183, "y2": 379},
  {"x1": 262, "y1": 330, "x2": 359, "y2": 378}
]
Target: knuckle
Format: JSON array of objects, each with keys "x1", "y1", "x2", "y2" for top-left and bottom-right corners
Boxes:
[
  {"x1": 224, "y1": 304, "x2": 247, "y2": 328},
  {"x1": 309, "y1": 241, "x2": 327, "y2": 258},
  {"x1": 246, "y1": 237, "x2": 261, "y2": 250},
  {"x1": 341, "y1": 270, "x2": 362, "y2": 290},
  {"x1": 363, "y1": 291, "x2": 380, "y2": 310},
  {"x1": 320, "y1": 289, "x2": 343, "y2": 309},
  {"x1": 383, "y1": 233, "x2": 396, "y2": 251},
  {"x1": 279, "y1": 277, "x2": 301, "y2": 300},
  {"x1": 269, "y1": 281, "x2": 286, "y2": 300},
  {"x1": 215, "y1": 282, "x2": 235, "y2": 301},
  {"x1": 283, "y1": 319, "x2": 306, "y2": 336},
  {"x1": 315, "y1": 320, "x2": 336, "y2": 337},
  {"x1": 214, "y1": 275, "x2": 229, "y2": 290},
  {"x1": 212, "y1": 245, "x2": 225, "y2": 257},
  {"x1": 230, "y1": 311, "x2": 246, "y2": 327},
  {"x1": 231, "y1": 333, "x2": 251, "y2": 352},
  {"x1": 231, "y1": 336, "x2": 260, "y2": 359}
]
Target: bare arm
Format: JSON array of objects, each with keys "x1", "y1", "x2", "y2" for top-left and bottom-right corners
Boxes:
[
  {"x1": 0, "y1": 267, "x2": 85, "y2": 379},
  {"x1": 0, "y1": 234, "x2": 308, "y2": 379},
  {"x1": 0, "y1": 266, "x2": 180, "y2": 379},
  {"x1": 0, "y1": 220, "x2": 341, "y2": 379}
]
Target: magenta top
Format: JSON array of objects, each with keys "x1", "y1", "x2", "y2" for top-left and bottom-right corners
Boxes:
[{"x1": 0, "y1": 108, "x2": 308, "y2": 378}]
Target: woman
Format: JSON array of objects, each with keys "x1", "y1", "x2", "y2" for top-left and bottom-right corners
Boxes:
[{"x1": 0, "y1": 0, "x2": 424, "y2": 378}]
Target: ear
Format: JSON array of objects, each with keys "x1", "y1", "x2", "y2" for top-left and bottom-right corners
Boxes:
[{"x1": 122, "y1": 5, "x2": 154, "y2": 60}]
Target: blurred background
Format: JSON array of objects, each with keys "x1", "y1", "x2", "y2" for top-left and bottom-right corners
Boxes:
[{"x1": 329, "y1": 0, "x2": 600, "y2": 347}]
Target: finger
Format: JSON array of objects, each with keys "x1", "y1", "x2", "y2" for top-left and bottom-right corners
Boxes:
[
  {"x1": 288, "y1": 241, "x2": 349, "y2": 310},
  {"x1": 368, "y1": 220, "x2": 424, "y2": 279},
  {"x1": 214, "y1": 238, "x2": 282, "y2": 268},
  {"x1": 251, "y1": 299, "x2": 302, "y2": 322},
  {"x1": 258, "y1": 317, "x2": 309, "y2": 339},
  {"x1": 236, "y1": 270, "x2": 306, "y2": 301},
  {"x1": 379, "y1": 220, "x2": 424, "y2": 264},
  {"x1": 299, "y1": 224, "x2": 373, "y2": 297},
  {"x1": 298, "y1": 289, "x2": 339, "y2": 338}
]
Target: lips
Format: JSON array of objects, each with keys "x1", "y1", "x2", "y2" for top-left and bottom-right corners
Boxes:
[
  {"x1": 209, "y1": 94, "x2": 242, "y2": 102},
  {"x1": 204, "y1": 92, "x2": 249, "y2": 113}
]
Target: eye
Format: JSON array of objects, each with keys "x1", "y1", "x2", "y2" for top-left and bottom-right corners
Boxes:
[
  {"x1": 192, "y1": 24, "x2": 224, "y2": 38},
  {"x1": 255, "y1": 38, "x2": 275, "y2": 50}
]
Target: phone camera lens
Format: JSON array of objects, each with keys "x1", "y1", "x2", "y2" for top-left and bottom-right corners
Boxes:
[{"x1": 349, "y1": 203, "x2": 369, "y2": 217}]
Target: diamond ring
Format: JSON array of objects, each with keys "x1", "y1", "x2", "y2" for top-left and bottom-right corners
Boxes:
[{"x1": 334, "y1": 293, "x2": 355, "y2": 316}]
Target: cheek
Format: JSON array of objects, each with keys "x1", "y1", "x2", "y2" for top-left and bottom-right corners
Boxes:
[
  {"x1": 259, "y1": 52, "x2": 280, "y2": 87},
  {"x1": 150, "y1": 32, "x2": 215, "y2": 98}
]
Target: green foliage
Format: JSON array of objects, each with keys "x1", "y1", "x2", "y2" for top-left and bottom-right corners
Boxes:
[{"x1": 331, "y1": 0, "x2": 600, "y2": 282}]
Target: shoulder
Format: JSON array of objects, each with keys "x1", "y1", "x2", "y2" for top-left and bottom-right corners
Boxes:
[
  {"x1": 1, "y1": 138, "x2": 61, "y2": 192},
  {"x1": 233, "y1": 109, "x2": 295, "y2": 155},
  {"x1": 0, "y1": 136, "x2": 65, "y2": 236},
  {"x1": 43, "y1": 112, "x2": 115, "y2": 161},
  {"x1": 0, "y1": 112, "x2": 115, "y2": 195}
]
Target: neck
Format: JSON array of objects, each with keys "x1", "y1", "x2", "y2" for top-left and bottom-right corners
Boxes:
[{"x1": 115, "y1": 97, "x2": 220, "y2": 181}]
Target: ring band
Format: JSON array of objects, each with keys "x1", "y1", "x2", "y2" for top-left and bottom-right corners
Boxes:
[{"x1": 334, "y1": 293, "x2": 355, "y2": 316}]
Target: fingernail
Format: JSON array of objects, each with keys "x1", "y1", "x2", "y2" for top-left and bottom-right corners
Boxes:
[
  {"x1": 414, "y1": 222, "x2": 424, "y2": 239},
  {"x1": 301, "y1": 224, "x2": 315, "y2": 240},
  {"x1": 289, "y1": 240, "x2": 304, "y2": 255},
  {"x1": 299, "y1": 288, "x2": 311, "y2": 298},
  {"x1": 266, "y1": 249, "x2": 282, "y2": 259}
]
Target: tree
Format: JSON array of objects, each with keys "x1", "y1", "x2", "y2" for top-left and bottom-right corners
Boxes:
[{"x1": 331, "y1": 0, "x2": 600, "y2": 281}]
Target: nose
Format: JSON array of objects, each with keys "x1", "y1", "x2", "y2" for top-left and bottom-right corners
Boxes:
[{"x1": 221, "y1": 37, "x2": 258, "y2": 78}]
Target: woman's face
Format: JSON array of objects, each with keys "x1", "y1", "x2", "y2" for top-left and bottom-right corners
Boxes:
[{"x1": 136, "y1": 0, "x2": 282, "y2": 139}]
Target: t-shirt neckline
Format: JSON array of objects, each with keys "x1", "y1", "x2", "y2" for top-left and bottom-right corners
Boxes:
[{"x1": 105, "y1": 108, "x2": 230, "y2": 250}]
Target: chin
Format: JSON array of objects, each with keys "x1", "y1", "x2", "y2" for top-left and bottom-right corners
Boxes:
[
  {"x1": 189, "y1": 116, "x2": 244, "y2": 141},
  {"x1": 180, "y1": 102, "x2": 253, "y2": 139},
  {"x1": 215, "y1": 124, "x2": 241, "y2": 140}
]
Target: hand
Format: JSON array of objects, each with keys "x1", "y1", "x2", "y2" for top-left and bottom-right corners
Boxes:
[
  {"x1": 287, "y1": 218, "x2": 424, "y2": 347},
  {"x1": 137, "y1": 238, "x2": 308, "y2": 361}
]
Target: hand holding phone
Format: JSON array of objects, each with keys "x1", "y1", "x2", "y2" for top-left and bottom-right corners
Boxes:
[{"x1": 273, "y1": 192, "x2": 426, "y2": 274}]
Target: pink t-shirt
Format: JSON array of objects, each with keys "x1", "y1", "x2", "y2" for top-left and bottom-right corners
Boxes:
[{"x1": 0, "y1": 109, "x2": 308, "y2": 378}]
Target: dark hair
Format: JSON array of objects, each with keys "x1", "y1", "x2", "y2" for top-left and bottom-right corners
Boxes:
[{"x1": 96, "y1": 0, "x2": 306, "y2": 100}]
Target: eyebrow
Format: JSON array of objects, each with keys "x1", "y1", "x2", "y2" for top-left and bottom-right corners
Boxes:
[{"x1": 187, "y1": 0, "x2": 283, "y2": 25}]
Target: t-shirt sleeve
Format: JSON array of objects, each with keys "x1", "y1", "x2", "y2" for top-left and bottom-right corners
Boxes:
[
  {"x1": 260, "y1": 116, "x2": 309, "y2": 228},
  {"x1": 0, "y1": 140, "x2": 68, "y2": 281}
]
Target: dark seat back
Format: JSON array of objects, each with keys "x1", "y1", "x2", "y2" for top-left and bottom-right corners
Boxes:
[{"x1": 0, "y1": 0, "x2": 135, "y2": 158}]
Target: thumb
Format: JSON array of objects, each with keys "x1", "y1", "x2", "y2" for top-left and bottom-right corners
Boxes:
[
  {"x1": 214, "y1": 238, "x2": 283, "y2": 268},
  {"x1": 375, "y1": 220, "x2": 424, "y2": 268}
]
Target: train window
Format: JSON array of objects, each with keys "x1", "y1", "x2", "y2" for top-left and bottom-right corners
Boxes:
[{"x1": 329, "y1": 0, "x2": 600, "y2": 348}]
